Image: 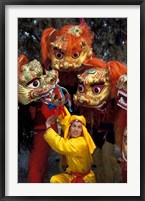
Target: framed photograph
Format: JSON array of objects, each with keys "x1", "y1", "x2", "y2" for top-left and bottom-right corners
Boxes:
[{"x1": 1, "y1": 0, "x2": 144, "y2": 200}]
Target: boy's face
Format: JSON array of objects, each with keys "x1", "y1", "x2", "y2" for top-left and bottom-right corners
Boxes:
[{"x1": 70, "y1": 121, "x2": 83, "y2": 138}]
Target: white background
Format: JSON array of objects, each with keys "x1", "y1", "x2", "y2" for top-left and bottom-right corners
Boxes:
[{"x1": 5, "y1": 5, "x2": 140, "y2": 196}]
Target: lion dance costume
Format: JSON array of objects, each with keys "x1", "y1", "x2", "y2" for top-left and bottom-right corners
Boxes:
[
  {"x1": 18, "y1": 55, "x2": 71, "y2": 182},
  {"x1": 73, "y1": 60, "x2": 127, "y2": 182},
  {"x1": 114, "y1": 74, "x2": 127, "y2": 182}
]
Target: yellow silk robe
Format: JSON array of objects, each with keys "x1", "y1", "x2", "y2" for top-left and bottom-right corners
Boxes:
[
  {"x1": 44, "y1": 108, "x2": 96, "y2": 183},
  {"x1": 44, "y1": 129, "x2": 96, "y2": 182}
]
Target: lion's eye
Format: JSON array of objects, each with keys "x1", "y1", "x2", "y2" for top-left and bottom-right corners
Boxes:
[
  {"x1": 72, "y1": 52, "x2": 80, "y2": 59},
  {"x1": 27, "y1": 79, "x2": 41, "y2": 88},
  {"x1": 54, "y1": 47, "x2": 64, "y2": 60},
  {"x1": 92, "y1": 85, "x2": 104, "y2": 94},
  {"x1": 78, "y1": 84, "x2": 85, "y2": 93},
  {"x1": 55, "y1": 51, "x2": 63, "y2": 60}
]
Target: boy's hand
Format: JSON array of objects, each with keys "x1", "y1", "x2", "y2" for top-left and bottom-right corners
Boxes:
[{"x1": 46, "y1": 115, "x2": 57, "y2": 129}]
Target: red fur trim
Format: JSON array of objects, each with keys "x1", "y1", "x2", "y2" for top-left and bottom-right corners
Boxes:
[
  {"x1": 83, "y1": 57, "x2": 107, "y2": 71},
  {"x1": 107, "y1": 60, "x2": 127, "y2": 98},
  {"x1": 41, "y1": 27, "x2": 56, "y2": 66}
]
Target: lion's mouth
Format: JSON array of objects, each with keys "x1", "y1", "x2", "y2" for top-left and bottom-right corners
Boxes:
[{"x1": 74, "y1": 99, "x2": 107, "y2": 109}]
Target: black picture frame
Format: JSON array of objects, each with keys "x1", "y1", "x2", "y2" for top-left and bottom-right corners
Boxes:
[{"x1": 0, "y1": 0, "x2": 144, "y2": 200}]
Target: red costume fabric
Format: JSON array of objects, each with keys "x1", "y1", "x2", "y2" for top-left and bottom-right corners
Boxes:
[
  {"x1": 28, "y1": 102, "x2": 58, "y2": 183},
  {"x1": 28, "y1": 130, "x2": 50, "y2": 182}
]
